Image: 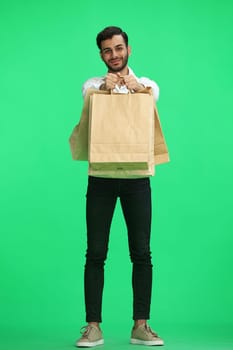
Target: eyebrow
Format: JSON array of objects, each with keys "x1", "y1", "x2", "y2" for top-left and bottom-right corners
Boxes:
[{"x1": 102, "y1": 44, "x2": 124, "y2": 51}]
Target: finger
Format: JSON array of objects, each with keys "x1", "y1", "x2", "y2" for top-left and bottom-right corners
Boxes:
[
  {"x1": 122, "y1": 75, "x2": 131, "y2": 82},
  {"x1": 106, "y1": 77, "x2": 118, "y2": 85},
  {"x1": 107, "y1": 73, "x2": 119, "y2": 79}
]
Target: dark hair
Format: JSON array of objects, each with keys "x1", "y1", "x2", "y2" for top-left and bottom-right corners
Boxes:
[{"x1": 96, "y1": 26, "x2": 128, "y2": 50}]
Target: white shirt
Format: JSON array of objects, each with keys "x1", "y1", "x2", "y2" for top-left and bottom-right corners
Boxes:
[{"x1": 82, "y1": 67, "x2": 160, "y2": 101}]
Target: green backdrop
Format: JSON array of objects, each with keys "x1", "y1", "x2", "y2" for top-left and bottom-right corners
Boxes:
[{"x1": 1, "y1": 0, "x2": 233, "y2": 349}]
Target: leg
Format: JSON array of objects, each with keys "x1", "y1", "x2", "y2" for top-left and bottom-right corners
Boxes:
[
  {"x1": 84, "y1": 176, "x2": 117, "y2": 323},
  {"x1": 120, "y1": 178, "x2": 152, "y2": 321}
]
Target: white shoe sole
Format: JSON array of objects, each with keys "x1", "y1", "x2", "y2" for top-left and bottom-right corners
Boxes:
[
  {"x1": 131, "y1": 338, "x2": 164, "y2": 346},
  {"x1": 76, "y1": 339, "x2": 104, "y2": 347}
]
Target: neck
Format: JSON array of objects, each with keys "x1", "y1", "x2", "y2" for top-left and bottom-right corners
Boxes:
[{"x1": 109, "y1": 66, "x2": 129, "y2": 76}]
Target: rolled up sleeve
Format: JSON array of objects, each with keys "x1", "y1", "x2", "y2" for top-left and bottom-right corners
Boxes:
[{"x1": 82, "y1": 77, "x2": 105, "y2": 98}]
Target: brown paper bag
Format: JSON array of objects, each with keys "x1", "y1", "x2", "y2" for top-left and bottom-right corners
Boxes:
[
  {"x1": 88, "y1": 90, "x2": 154, "y2": 172},
  {"x1": 69, "y1": 91, "x2": 90, "y2": 160},
  {"x1": 69, "y1": 88, "x2": 169, "y2": 178}
]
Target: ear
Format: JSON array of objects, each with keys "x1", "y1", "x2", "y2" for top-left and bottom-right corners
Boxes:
[{"x1": 127, "y1": 45, "x2": 132, "y2": 56}]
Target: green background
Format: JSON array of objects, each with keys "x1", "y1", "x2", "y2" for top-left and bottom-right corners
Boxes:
[{"x1": 1, "y1": 0, "x2": 233, "y2": 349}]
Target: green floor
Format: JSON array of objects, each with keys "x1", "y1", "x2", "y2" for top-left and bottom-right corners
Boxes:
[{"x1": 1, "y1": 323, "x2": 232, "y2": 350}]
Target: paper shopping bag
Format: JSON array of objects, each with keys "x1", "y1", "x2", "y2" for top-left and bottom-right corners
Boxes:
[
  {"x1": 69, "y1": 91, "x2": 91, "y2": 160},
  {"x1": 88, "y1": 90, "x2": 154, "y2": 171},
  {"x1": 68, "y1": 88, "x2": 170, "y2": 177}
]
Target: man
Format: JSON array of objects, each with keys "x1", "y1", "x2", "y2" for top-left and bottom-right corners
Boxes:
[{"x1": 76, "y1": 26, "x2": 164, "y2": 347}]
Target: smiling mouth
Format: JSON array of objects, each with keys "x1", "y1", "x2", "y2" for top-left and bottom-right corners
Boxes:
[{"x1": 110, "y1": 59, "x2": 121, "y2": 65}]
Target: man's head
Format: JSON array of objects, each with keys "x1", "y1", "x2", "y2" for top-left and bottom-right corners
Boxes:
[
  {"x1": 96, "y1": 26, "x2": 131, "y2": 73},
  {"x1": 96, "y1": 26, "x2": 128, "y2": 49}
]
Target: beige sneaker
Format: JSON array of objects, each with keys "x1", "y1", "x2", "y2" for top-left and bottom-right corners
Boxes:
[
  {"x1": 131, "y1": 323, "x2": 164, "y2": 346},
  {"x1": 76, "y1": 324, "x2": 104, "y2": 347}
]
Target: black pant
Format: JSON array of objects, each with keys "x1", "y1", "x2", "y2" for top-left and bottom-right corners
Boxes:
[{"x1": 84, "y1": 176, "x2": 153, "y2": 322}]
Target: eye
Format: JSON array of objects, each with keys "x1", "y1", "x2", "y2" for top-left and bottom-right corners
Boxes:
[
  {"x1": 102, "y1": 49, "x2": 112, "y2": 55},
  {"x1": 116, "y1": 46, "x2": 124, "y2": 52}
]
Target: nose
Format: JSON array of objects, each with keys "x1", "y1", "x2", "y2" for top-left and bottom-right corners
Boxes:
[{"x1": 111, "y1": 49, "x2": 118, "y2": 58}]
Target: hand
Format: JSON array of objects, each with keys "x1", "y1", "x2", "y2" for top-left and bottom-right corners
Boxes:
[
  {"x1": 121, "y1": 75, "x2": 144, "y2": 91},
  {"x1": 100, "y1": 73, "x2": 123, "y2": 91}
]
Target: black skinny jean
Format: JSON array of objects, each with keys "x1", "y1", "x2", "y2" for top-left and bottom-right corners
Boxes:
[{"x1": 84, "y1": 176, "x2": 153, "y2": 322}]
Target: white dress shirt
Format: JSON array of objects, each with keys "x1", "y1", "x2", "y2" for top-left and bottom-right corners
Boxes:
[{"x1": 82, "y1": 67, "x2": 160, "y2": 101}]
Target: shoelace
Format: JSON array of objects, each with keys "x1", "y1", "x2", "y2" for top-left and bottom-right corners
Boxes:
[
  {"x1": 144, "y1": 324, "x2": 158, "y2": 337},
  {"x1": 80, "y1": 325, "x2": 92, "y2": 338}
]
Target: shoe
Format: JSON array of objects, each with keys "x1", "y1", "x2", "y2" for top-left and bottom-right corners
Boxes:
[
  {"x1": 130, "y1": 323, "x2": 164, "y2": 346},
  {"x1": 76, "y1": 324, "x2": 104, "y2": 347}
]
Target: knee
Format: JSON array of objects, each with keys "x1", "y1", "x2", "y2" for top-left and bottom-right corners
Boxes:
[
  {"x1": 130, "y1": 249, "x2": 152, "y2": 265},
  {"x1": 85, "y1": 245, "x2": 108, "y2": 267}
]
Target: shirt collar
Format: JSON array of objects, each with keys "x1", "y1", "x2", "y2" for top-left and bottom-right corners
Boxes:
[
  {"x1": 128, "y1": 67, "x2": 136, "y2": 77},
  {"x1": 103, "y1": 67, "x2": 137, "y2": 79}
]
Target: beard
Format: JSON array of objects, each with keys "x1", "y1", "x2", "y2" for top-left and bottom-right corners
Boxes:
[{"x1": 105, "y1": 53, "x2": 129, "y2": 73}]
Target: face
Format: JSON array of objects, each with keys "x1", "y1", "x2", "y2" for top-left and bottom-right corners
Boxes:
[{"x1": 100, "y1": 34, "x2": 131, "y2": 73}]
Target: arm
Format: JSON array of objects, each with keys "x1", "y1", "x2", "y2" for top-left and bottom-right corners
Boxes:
[
  {"x1": 82, "y1": 74, "x2": 122, "y2": 96},
  {"x1": 82, "y1": 75, "x2": 160, "y2": 101},
  {"x1": 82, "y1": 77, "x2": 105, "y2": 98}
]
